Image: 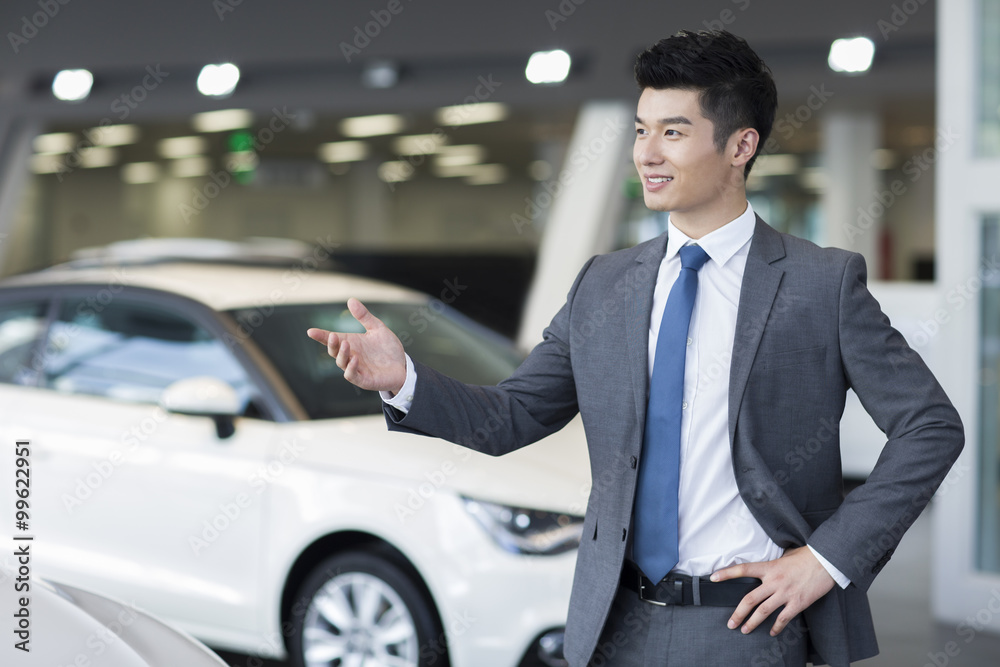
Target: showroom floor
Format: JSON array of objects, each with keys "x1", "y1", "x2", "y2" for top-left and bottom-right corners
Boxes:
[{"x1": 213, "y1": 505, "x2": 1000, "y2": 667}]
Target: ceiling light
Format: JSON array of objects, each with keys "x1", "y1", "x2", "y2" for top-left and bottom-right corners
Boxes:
[
  {"x1": 79, "y1": 147, "x2": 118, "y2": 168},
  {"x1": 465, "y1": 164, "x2": 507, "y2": 185},
  {"x1": 158, "y1": 136, "x2": 208, "y2": 159},
  {"x1": 121, "y1": 162, "x2": 160, "y2": 184},
  {"x1": 171, "y1": 157, "x2": 212, "y2": 178},
  {"x1": 528, "y1": 160, "x2": 553, "y2": 181},
  {"x1": 435, "y1": 145, "x2": 487, "y2": 167},
  {"x1": 871, "y1": 148, "x2": 896, "y2": 170},
  {"x1": 525, "y1": 50, "x2": 572, "y2": 84},
  {"x1": 33, "y1": 132, "x2": 76, "y2": 154},
  {"x1": 197, "y1": 63, "x2": 240, "y2": 97},
  {"x1": 225, "y1": 151, "x2": 258, "y2": 172},
  {"x1": 377, "y1": 160, "x2": 415, "y2": 183},
  {"x1": 340, "y1": 114, "x2": 405, "y2": 138},
  {"x1": 392, "y1": 134, "x2": 448, "y2": 155},
  {"x1": 435, "y1": 102, "x2": 508, "y2": 127},
  {"x1": 318, "y1": 140, "x2": 369, "y2": 163},
  {"x1": 362, "y1": 60, "x2": 400, "y2": 89},
  {"x1": 87, "y1": 124, "x2": 140, "y2": 146},
  {"x1": 751, "y1": 154, "x2": 799, "y2": 177},
  {"x1": 192, "y1": 109, "x2": 253, "y2": 132},
  {"x1": 52, "y1": 69, "x2": 93, "y2": 102},
  {"x1": 828, "y1": 37, "x2": 875, "y2": 74},
  {"x1": 31, "y1": 154, "x2": 65, "y2": 174},
  {"x1": 798, "y1": 167, "x2": 826, "y2": 191}
]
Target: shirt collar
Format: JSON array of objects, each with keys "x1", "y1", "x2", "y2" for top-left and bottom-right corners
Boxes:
[{"x1": 664, "y1": 201, "x2": 757, "y2": 268}]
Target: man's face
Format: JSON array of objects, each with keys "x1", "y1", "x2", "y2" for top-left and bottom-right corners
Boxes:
[{"x1": 633, "y1": 87, "x2": 736, "y2": 215}]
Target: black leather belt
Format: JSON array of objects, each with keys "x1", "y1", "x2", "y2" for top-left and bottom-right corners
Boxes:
[{"x1": 620, "y1": 561, "x2": 761, "y2": 607}]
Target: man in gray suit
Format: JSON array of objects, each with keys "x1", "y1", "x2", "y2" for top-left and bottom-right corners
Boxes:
[{"x1": 308, "y1": 30, "x2": 963, "y2": 667}]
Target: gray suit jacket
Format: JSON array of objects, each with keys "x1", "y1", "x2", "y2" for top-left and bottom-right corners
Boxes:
[{"x1": 385, "y1": 217, "x2": 964, "y2": 666}]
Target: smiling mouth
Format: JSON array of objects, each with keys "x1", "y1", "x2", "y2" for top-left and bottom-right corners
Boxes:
[{"x1": 647, "y1": 177, "x2": 673, "y2": 183}]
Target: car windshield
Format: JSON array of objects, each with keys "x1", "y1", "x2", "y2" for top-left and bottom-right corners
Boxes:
[{"x1": 228, "y1": 301, "x2": 522, "y2": 420}]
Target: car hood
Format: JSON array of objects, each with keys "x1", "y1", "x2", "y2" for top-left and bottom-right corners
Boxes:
[
  {"x1": 288, "y1": 414, "x2": 592, "y2": 515},
  {"x1": 2, "y1": 568, "x2": 227, "y2": 666}
]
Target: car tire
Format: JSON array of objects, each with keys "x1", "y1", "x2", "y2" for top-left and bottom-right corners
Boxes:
[{"x1": 288, "y1": 548, "x2": 448, "y2": 667}]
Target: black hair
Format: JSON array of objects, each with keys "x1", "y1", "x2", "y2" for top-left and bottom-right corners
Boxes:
[{"x1": 634, "y1": 30, "x2": 777, "y2": 178}]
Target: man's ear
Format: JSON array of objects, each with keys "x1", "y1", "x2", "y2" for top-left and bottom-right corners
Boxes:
[{"x1": 730, "y1": 127, "x2": 760, "y2": 169}]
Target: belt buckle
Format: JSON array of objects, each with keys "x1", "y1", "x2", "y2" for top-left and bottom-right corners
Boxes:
[{"x1": 637, "y1": 571, "x2": 682, "y2": 606}]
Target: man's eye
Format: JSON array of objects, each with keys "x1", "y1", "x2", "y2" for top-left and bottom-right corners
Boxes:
[
  {"x1": 666, "y1": 129, "x2": 680, "y2": 136},
  {"x1": 635, "y1": 128, "x2": 647, "y2": 136}
]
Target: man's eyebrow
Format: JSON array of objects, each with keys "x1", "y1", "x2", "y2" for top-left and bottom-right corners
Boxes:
[{"x1": 634, "y1": 115, "x2": 693, "y2": 125}]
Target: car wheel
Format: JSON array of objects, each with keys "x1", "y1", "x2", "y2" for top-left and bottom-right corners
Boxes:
[{"x1": 289, "y1": 549, "x2": 447, "y2": 667}]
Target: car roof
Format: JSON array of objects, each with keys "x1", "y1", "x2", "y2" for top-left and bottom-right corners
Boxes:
[{"x1": 0, "y1": 262, "x2": 427, "y2": 311}]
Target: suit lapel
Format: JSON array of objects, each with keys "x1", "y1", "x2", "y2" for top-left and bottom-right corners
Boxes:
[
  {"x1": 729, "y1": 217, "x2": 786, "y2": 445},
  {"x1": 627, "y1": 233, "x2": 669, "y2": 431}
]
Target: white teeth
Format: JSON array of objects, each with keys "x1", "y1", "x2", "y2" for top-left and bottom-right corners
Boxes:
[{"x1": 648, "y1": 177, "x2": 672, "y2": 183}]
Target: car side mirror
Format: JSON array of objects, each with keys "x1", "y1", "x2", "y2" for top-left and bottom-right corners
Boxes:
[{"x1": 161, "y1": 376, "x2": 241, "y2": 440}]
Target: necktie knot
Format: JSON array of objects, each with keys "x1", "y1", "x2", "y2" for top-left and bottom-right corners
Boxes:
[{"x1": 679, "y1": 244, "x2": 709, "y2": 271}]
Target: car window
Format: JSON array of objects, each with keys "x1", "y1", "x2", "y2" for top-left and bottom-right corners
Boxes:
[
  {"x1": 41, "y1": 296, "x2": 259, "y2": 412},
  {"x1": 229, "y1": 302, "x2": 522, "y2": 420},
  {"x1": 0, "y1": 299, "x2": 48, "y2": 385}
]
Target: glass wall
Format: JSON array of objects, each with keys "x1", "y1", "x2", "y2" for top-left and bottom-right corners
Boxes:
[
  {"x1": 980, "y1": 215, "x2": 1000, "y2": 574},
  {"x1": 5, "y1": 106, "x2": 577, "y2": 276}
]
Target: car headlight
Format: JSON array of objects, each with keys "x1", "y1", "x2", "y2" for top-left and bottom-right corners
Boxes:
[{"x1": 461, "y1": 496, "x2": 584, "y2": 555}]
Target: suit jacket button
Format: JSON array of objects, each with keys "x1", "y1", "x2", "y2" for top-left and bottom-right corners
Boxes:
[
  {"x1": 629, "y1": 456, "x2": 637, "y2": 469},
  {"x1": 622, "y1": 528, "x2": 627, "y2": 541}
]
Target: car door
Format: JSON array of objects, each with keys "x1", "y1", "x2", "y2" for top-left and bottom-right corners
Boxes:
[{"x1": 3, "y1": 288, "x2": 281, "y2": 637}]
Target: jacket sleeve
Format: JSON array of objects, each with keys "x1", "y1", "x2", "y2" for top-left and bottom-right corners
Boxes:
[
  {"x1": 382, "y1": 257, "x2": 596, "y2": 456},
  {"x1": 807, "y1": 252, "x2": 964, "y2": 591}
]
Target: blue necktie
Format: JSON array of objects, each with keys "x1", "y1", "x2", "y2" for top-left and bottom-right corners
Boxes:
[{"x1": 634, "y1": 243, "x2": 710, "y2": 584}]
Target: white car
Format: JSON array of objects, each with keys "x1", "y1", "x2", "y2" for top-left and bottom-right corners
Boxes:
[
  {"x1": 0, "y1": 565, "x2": 228, "y2": 666},
  {"x1": 0, "y1": 251, "x2": 589, "y2": 667}
]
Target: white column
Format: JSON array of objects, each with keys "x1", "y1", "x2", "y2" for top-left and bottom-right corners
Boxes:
[
  {"x1": 517, "y1": 101, "x2": 633, "y2": 349},
  {"x1": 0, "y1": 115, "x2": 40, "y2": 275},
  {"x1": 820, "y1": 110, "x2": 882, "y2": 272}
]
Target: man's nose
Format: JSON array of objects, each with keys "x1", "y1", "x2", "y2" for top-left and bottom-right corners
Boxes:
[{"x1": 638, "y1": 138, "x2": 664, "y2": 166}]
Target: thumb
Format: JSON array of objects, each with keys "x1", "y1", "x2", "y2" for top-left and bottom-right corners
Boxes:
[{"x1": 347, "y1": 297, "x2": 382, "y2": 332}]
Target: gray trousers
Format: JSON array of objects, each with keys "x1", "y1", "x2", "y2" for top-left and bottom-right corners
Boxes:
[{"x1": 586, "y1": 584, "x2": 810, "y2": 667}]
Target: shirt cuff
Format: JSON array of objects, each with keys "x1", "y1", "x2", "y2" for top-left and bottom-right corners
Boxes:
[
  {"x1": 380, "y1": 354, "x2": 416, "y2": 414},
  {"x1": 808, "y1": 544, "x2": 851, "y2": 589}
]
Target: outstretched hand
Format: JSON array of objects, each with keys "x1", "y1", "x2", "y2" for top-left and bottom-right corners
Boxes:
[
  {"x1": 711, "y1": 546, "x2": 835, "y2": 636},
  {"x1": 307, "y1": 298, "x2": 407, "y2": 395}
]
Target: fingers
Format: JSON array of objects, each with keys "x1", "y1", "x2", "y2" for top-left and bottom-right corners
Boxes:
[
  {"x1": 306, "y1": 327, "x2": 331, "y2": 344},
  {"x1": 335, "y1": 337, "x2": 352, "y2": 371},
  {"x1": 348, "y1": 297, "x2": 382, "y2": 333},
  {"x1": 727, "y1": 586, "x2": 767, "y2": 632}
]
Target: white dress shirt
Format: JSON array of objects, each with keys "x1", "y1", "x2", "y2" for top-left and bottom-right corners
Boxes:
[{"x1": 383, "y1": 201, "x2": 848, "y2": 587}]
